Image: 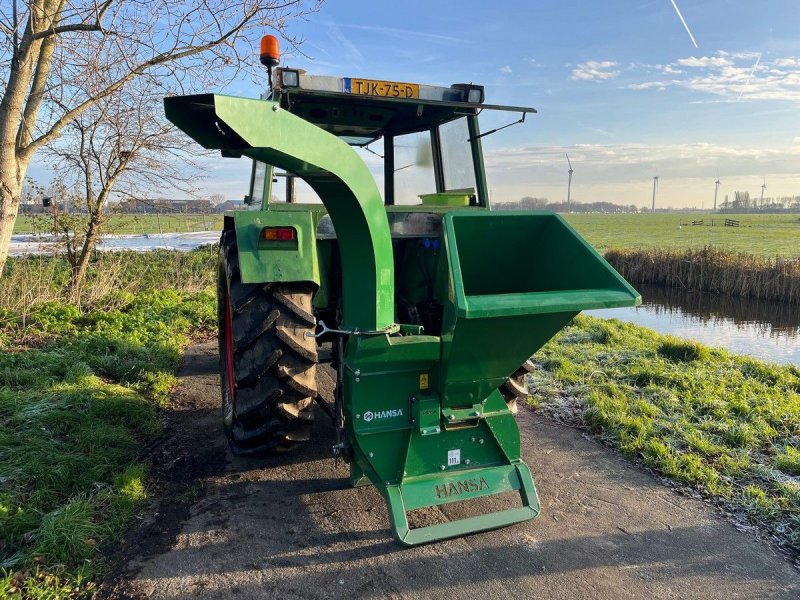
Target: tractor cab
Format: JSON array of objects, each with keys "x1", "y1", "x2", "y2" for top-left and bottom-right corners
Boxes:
[{"x1": 248, "y1": 69, "x2": 535, "y2": 209}]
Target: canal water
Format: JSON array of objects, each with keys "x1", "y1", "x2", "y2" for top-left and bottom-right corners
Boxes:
[
  {"x1": 586, "y1": 283, "x2": 799, "y2": 365},
  {"x1": 9, "y1": 231, "x2": 219, "y2": 256}
]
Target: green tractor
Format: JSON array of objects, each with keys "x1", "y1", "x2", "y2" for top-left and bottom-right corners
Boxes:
[{"x1": 165, "y1": 36, "x2": 640, "y2": 546}]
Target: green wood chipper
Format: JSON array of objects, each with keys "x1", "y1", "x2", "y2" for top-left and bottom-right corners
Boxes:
[{"x1": 164, "y1": 35, "x2": 640, "y2": 546}]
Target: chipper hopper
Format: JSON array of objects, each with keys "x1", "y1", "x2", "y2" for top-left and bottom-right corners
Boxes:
[{"x1": 165, "y1": 38, "x2": 640, "y2": 546}]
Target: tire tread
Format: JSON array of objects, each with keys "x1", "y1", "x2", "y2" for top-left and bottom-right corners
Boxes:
[{"x1": 218, "y1": 232, "x2": 318, "y2": 454}]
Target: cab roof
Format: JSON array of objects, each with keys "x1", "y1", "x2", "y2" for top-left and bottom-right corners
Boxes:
[{"x1": 273, "y1": 69, "x2": 536, "y2": 144}]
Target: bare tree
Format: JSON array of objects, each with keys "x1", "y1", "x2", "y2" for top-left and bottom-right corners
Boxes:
[
  {"x1": 209, "y1": 193, "x2": 227, "y2": 206},
  {"x1": 0, "y1": 0, "x2": 321, "y2": 275},
  {"x1": 48, "y1": 77, "x2": 201, "y2": 298},
  {"x1": 733, "y1": 191, "x2": 751, "y2": 210}
]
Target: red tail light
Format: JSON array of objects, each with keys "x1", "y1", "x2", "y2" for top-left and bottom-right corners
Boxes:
[{"x1": 261, "y1": 226, "x2": 296, "y2": 241}]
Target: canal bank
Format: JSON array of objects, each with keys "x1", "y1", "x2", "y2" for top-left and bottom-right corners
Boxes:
[{"x1": 527, "y1": 313, "x2": 800, "y2": 558}]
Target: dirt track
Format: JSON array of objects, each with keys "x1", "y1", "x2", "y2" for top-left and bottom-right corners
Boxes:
[{"x1": 108, "y1": 342, "x2": 799, "y2": 599}]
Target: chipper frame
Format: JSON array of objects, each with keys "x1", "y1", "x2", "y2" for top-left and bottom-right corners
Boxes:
[{"x1": 165, "y1": 68, "x2": 640, "y2": 546}]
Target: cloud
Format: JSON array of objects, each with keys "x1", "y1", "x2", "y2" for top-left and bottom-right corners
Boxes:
[
  {"x1": 588, "y1": 128, "x2": 614, "y2": 138},
  {"x1": 724, "y1": 51, "x2": 765, "y2": 60},
  {"x1": 627, "y1": 81, "x2": 667, "y2": 91},
  {"x1": 325, "y1": 22, "x2": 365, "y2": 70},
  {"x1": 571, "y1": 60, "x2": 620, "y2": 81},
  {"x1": 499, "y1": 65, "x2": 513, "y2": 74},
  {"x1": 484, "y1": 142, "x2": 800, "y2": 177},
  {"x1": 628, "y1": 53, "x2": 800, "y2": 102},
  {"x1": 337, "y1": 23, "x2": 463, "y2": 45},
  {"x1": 676, "y1": 56, "x2": 732, "y2": 68},
  {"x1": 773, "y1": 58, "x2": 800, "y2": 68}
]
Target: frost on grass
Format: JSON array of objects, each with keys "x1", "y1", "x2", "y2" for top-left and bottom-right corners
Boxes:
[{"x1": 526, "y1": 315, "x2": 800, "y2": 556}]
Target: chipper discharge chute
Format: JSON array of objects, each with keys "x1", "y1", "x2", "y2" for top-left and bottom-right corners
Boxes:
[{"x1": 165, "y1": 40, "x2": 640, "y2": 546}]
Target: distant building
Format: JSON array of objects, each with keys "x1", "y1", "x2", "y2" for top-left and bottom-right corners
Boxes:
[
  {"x1": 19, "y1": 202, "x2": 48, "y2": 214},
  {"x1": 216, "y1": 200, "x2": 247, "y2": 213}
]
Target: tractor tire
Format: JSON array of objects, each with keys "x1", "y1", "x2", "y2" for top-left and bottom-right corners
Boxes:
[
  {"x1": 217, "y1": 230, "x2": 318, "y2": 454},
  {"x1": 500, "y1": 359, "x2": 535, "y2": 414}
]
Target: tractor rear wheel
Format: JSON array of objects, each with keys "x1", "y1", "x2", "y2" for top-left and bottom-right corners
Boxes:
[{"x1": 217, "y1": 230, "x2": 318, "y2": 454}]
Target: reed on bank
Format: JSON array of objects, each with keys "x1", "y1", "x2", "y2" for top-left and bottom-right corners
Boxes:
[{"x1": 605, "y1": 246, "x2": 800, "y2": 304}]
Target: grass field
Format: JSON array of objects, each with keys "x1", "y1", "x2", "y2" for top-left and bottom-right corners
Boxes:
[
  {"x1": 564, "y1": 213, "x2": 800, "y2": 258},
  {"x1": 13, "y1": 213, "x2": 224, "y2": 236}
]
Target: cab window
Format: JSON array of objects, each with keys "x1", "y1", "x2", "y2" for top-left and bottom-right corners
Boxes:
[
  {"x1": 439, "y1": 117, "x2": 476, "y2": 192},
  {"x1": 393, "y1": 131, "x2": 435, "y2": 205}
]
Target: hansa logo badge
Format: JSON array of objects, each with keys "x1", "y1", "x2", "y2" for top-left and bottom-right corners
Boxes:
[
  {"x1": 362, "y1": 409, "x2": 403, "y2": 423},
  {"x1": 434, "y1": 477, "x2": 490, "y2": 499}
]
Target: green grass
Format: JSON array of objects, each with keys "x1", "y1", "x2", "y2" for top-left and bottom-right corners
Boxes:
[
  {"x1": 0, "y1": 252, "x2": 216, "y2": 598},
  {"x1": 564, "y1": 213, "x2": 800, "y2": 258},
  {"x1": 528, "y1": 315, "x2": 800, "y2": 554},
  {"x1": 13, "y1": 214, "x2": 224, "y2": 236}
]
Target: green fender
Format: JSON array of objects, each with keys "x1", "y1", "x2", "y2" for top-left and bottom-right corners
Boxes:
[{"x1": 230, "y1": 210, "x2": 321, "y2": 287}]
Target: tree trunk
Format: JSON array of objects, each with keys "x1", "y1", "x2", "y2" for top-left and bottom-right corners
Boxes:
[
  {"x1": 0, "y1": 155, "x2": 26, "y2": 276},
  {"x1": 0, "y1": 194, "x2": 20, "y2": 276},
  {"x1": 69, "y1": 214, "x2": 102, "y2": 301},
  {"x1": 0, "y1": 2, "x2": 52, "y2": 276}
]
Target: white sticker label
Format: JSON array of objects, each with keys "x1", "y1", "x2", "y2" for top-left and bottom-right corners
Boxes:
[{"x1": 447, "y1": 449, "x2": 461, "y2": 466}]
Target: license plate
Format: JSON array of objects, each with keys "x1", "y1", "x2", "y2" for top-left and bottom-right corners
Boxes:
[{"x1": 344, "y1": 77, "x2": 419, "y2": 99}]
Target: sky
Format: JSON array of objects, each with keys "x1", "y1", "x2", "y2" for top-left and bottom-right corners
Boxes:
[{"x1": 31, "y1": 0, "x2": 800, "y2": 209}]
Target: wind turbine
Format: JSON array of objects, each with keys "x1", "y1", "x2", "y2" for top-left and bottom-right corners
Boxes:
[
  {"x1": 760, "y1": 178, "x2": 767, "y2": 208},
  {"x1": 713, "y1": 177, "x2": 720, "y2": 211},
  {"x1": 566, "y1": 153, "x2": 573, "y2": 211},
  {"x1": 651, "y1": 175, "x2": 659, "y2": 212}
]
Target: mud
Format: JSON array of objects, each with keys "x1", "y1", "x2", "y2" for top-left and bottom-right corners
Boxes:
[{"x1": 104, "y1": 341, "x2": 799, "y2": 599}]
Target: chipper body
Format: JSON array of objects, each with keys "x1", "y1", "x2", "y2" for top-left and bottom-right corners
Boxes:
[{"x1": 165, "y1": 57, "x2": 640, "y2": 546}]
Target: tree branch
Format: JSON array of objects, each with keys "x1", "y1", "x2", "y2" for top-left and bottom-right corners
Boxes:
[
  {"x1": 32, "y1": 21, "x2": 101, "y2": 38},
  {"x1": 21, "y1": 4, "x2": 260, "y2": 159},
  {"x1": 33, "y1": 0, "x2": 116, "y2": 39}
]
